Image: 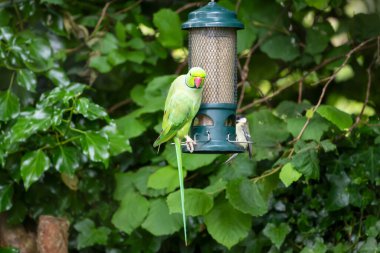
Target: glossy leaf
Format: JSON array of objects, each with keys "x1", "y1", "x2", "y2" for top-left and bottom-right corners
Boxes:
[
  {"x1": 0, "y1": 91, "x2": 20, "y2": 121},
  {"x1": 80, "y1": 131, "x2": 109, "y2": 166},
  {"x1": 0, "y1": 183, "x2": 13, "y2": 212},
  {"x1": 20, "y1": 150, "x2": 50, "y2": 190},
  {"x1": 16, "y1": 69, "x2": 37, "y2": 92},
  {"x1": 52, "y1": 146, "x2": 80, "y2": 174},
  {"x1": 75, "y1": 97, "x2": 108, "y2": 121}
]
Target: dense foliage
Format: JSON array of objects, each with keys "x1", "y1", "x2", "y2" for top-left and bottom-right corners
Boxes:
[{"x1": 0, "y1": 0, "x2": 380, "y2": 252}]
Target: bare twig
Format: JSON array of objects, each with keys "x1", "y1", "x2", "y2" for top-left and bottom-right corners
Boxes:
[
  {"x1": 347, "y1": 37, "x2": 379, "y2": 133},
  {"x1": 116, "y1": 0, "x2": 142, "y2": 14},
  {"x1": 297, "y1": 79, "x2": 303, "y2": 103},
  {"x1": 91, "y1": 1, "x2": 115, "y2": 37},
  {"x1": 176, "y1": 2, "x2": 204, "y2": 14},
  {"x1": 290, "y1": 37, "x2": 376, "y2": 143},
  {"x1": 235, "y1": 0, "x2": 242, "y2": 12},
  {"x1": 175, "y1": 58, "x2": 188, "y2": 75},
  {"x1": 107, "y1": 99, "x2": 132, "y2": 114}
]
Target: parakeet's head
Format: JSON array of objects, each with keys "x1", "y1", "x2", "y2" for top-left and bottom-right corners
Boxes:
[{"x1": 186, "y1": 67, "x2": 206, "y2": 89}]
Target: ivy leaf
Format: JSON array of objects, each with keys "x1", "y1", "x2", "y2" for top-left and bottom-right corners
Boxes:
[
  {"x1": 326, "y1": 172, "x2": 350, "y2": 211},
  {"x1": 46, "y1": 68, "x2": 70, "y2": 87},
  {"x1": 80, "y1": 131, "x2": 109, "y2": 166},
  {"x1": 166, "y1": 188, "x2": 214, "y2": 216},
  {"x1": 279, "y1": 163, "x2": 302, "y2": 187},
  {"x1": 75, "y1": 97, "x2": 108, "y2": 121},
  {"x1": 0, "y1": 248, "x2": 19, "y2": 253},
  {"x1": 204, "y1": 199, "x2": 251, "y2": 249},
  {"x1": 300, "y1": 238, "x2": 328, "y2": 253},
  {"x1": 263, "y1": 223, "x2": 291, "y2": 249},
  {"x1": 291, "y1": 148, "x2": 320, "y2": 180},
  {"x1": 0, "y1": 91, "x2": 20, "y2": 121},
  {"x1": 226, "y1": 177, "x2": 276, "y2": 216},
  {"x1": 147, "y1": 166, "x2": 181, "y2": 192},
  {"x1": 141, "y1": 198, "x2": 182, "y2": 236},
  {"x1": 16, "y1": 69, "x2": 37, "y2": 92},
  {"x1": 260, "y1": 34, "x2": 300, "y2": 62},
  {"x1": 74, "y1": 218, "x2": 111, "y2": 249},
  {"x1": 0, "y1": 183, "x2": 13, "y2": 212},
  {"x1": 20, "y1": 150, "x2": 50, "y2": 190},
  {"x1": 22, "y1": 37, "x2": 54, "y2": 72},
  {"x1": 52, "y1": 146, "x2": 80, "y2": 175},
  {"x1": 112, "y1": 191, "x2": 149, "y2": 235},
  {"x1": 102, "y1": 124, "x2": 132, "y2": 156},
  {"x1": 153, "y1": 9, "x2": 183, "y2": 49},
  {"x1": 316, "y1": 105, "x2": 353, "y2": 130}
]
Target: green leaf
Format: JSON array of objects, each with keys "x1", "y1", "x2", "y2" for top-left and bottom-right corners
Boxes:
[
  {"x1": 153, "y1": 9, "x2": 183, "y2": 49},
  {"x1": 116, "y1": 115, "x2": 148, "y2": 139},
  {"x1": 141, "y1": 198, "x2": 182, "y2": 236},
  {"x1": 0, "y1": 248, "x2": 20, "y2": 253},
  {"x1": 80, "y1": 131, "x2": 109, "y2": 166},
  {"x1": 326, "y1": 172, "x2": 350, "y2": 211},
  {"x1": 74, "y1": 218, "x2": 111, "y2": 249},
  {"x1": 305, "y1": 24, "x2": 333, "y2": 55},
  {"x1": 20, "y1": 150, "x2": 50, "y2": 190},
  {"x1": 41, "y1": 0, "x2": 64, "y2": 5},
  {"x1": 166, "y1": 189, "x2": 214, "y2": 216},
  {"x1": 22, "y1": 37, "x2": 54, "y2": 72},
  {"x1": 320, "y1": 139, "x2": 336, "y2": 152},
  {"x1": 133, "y1": 166, "x2": 166, "y2": 197},
  {"x1": 0, "y1": 183, "x2": 13, "y2": 212},
  {"x1": 163, "y1": 145, "x2": 220, "y2": 171},
  {"x1": 291, "y1": 147, "x2": 320, "y2": 180},
  {"x1": 113, "y1": 172, "x2": 135, "y2": 201},
  {"x1": 112, "y1": 191, "x2": 149, "y2": 234},
  {"x1": 247, "y1": 109, "x2": 289, "y2": 160},
  {"x1": 358, "y1": 238, "x2": 379, "y2": 253},
  {"x1": 52, "y1": 146, "x2": 80, "y2": 175},
  {"x1": 279, "y1": 163, "x2": 302, "y2": 187},
  {"x1": 75, "y1": 97, "x2": 108, "y2": 121},
  {"x1": 305, "y1": 0, "x2": 330, "y2": 10},
  {"x1": 147, "y1": 166, "x2": 180, "y2": 192},
  {"x1": 89, "y1": 56, "x2": 112, "y2": 73},
  {"x1": 102, "y1": 124, "x2": 132, "y2": 156},
  {"x1": 46, "y1": 68, "x2": 70, "y2": 87},
  {"x1": 93, "y1": 33, "x2": 118, "y2": 54},
  {"x1": 0, "y1": 91, "x2": 20, "y2": 121},
  {"x1": 287, "y1": 117, "x2": 330, "y2": 141},
  {"x1": 204, "y1": 199, "x2": 251, "y2": 249},
  {"x1": 260, "y1": 34, "x2": 300, "y2": 62},
  {"x1": 316, "y1": 105, "x2": 353, "y2": 130},
  {"x1": 226, "y1": 177, "x2": 276, "y2": 216},
  {"x1": 263, "y1": 223, "x2": 291, "y2": 249},
  {"x1": 16, "y1": 69, "x2": 36, "y2": 92},
  {"x1": 300, "y1": 238, "x2": 328, "y2": 253}
]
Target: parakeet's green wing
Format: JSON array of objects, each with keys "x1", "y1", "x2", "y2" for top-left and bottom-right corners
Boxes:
[{"x1": 153, "y1": 76, "x2": 195, "y2": 147}]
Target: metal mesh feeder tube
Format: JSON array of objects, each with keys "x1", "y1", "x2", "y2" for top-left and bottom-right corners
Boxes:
[{"x1": 182, "y1": 1, "x2": 244, "y2": 154}]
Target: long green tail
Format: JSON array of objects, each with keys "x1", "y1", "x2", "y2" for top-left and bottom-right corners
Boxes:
[{"x1": 174, "y1": 137, "x2": 187, "y2": 245}]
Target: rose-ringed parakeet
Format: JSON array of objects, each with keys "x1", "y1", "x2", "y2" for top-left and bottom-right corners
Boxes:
[{"x1": 153, "y1": 67, "x2": 206, "y2": 245}]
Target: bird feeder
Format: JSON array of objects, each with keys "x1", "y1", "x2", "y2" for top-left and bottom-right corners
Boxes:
[{"x1": 182, "y1": 1, "x2": 245, "y2": 154}]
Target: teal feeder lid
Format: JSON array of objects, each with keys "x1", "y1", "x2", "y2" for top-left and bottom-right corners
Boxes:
[
  {"x1": 182, "y1": 1, "x2": 245, "y2": 154},
  {"x1": 182, "y1": 1, "x2": 244, "y2": 30}
]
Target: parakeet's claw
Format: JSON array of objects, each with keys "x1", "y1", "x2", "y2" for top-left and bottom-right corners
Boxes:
[{"x1": 185, "y1": 135, "x2": 196, "y2": 153}]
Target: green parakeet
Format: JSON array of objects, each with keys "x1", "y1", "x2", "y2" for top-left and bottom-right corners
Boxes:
[{"x1": 153, "y1": 67, "x2": 206, "y2": 245}]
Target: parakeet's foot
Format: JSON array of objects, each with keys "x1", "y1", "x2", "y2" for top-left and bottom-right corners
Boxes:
[{"x1": 185, "y1": 135, "x2": 196, "y2": 153}]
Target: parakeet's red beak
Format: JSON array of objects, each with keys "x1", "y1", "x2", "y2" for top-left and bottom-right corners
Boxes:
[{"x1": 194, "y1": 77, "x2": 202, "y2": 88}]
